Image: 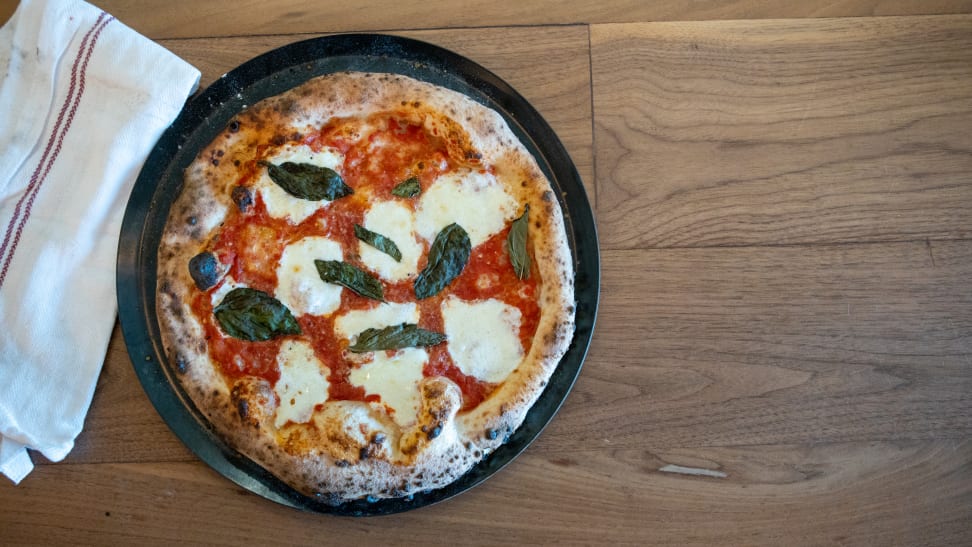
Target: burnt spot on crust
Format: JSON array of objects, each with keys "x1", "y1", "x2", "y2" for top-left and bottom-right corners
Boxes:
[
  {"x1": 228, "y1": 120, "x2": 240, "y2": 133},
  {"x1": 270, "y1": 134, "x2": 288, "y2": 147},
  {"x1": 231, "y1": 186, "x2": 253, "y2": 212},
  {"x1": 335, "y1": 459, "x2": 350, "y2": 468},
  {"x1": 276, "y1": 97, "x2": 296, "y2": 114},
  {"x1": 237, "y1": 398, "x2": 249, "y2": 420},
  {"x1": 424, "y1": 423, "x2": 442, "y2": 440},
  {"x1": 486, "y1": 428, "x2": 499, "y2": 440},
  {"x1": 541, "y1": 190, "x2": 554, "y2": 203},
  {"x1": 174, "y1": 354, "x2": 188, "y2": 374},
  {"x1": 188, "y1": 251, "x2": 223, "y2": 290}
]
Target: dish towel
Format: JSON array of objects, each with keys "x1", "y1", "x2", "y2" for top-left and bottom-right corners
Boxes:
[{"x1": 0, "y1": 0, "x2": 200, "y2": 483}]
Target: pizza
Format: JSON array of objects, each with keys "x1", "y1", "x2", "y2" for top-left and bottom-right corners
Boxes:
[{"x1": 156, "y1": 71, "x2": 575, "y2": 504}]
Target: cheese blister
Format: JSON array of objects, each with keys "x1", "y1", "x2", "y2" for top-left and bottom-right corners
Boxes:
[
  {"x1": 274, "y1": 340, "x2": 330, "y2": 428},
  {"x1": 415, "y1": 169, "x2": 517, "y2": 247},
  {"x1": 441, "y1": 296, "x2": 524, "y2": 383}
]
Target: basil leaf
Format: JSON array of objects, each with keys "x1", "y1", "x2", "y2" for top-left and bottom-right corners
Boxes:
[
  {"x1": 354, "y1": 224, "x2": 402, "y2": 262},
  {"x1": 391, "y1": 177, "x2": 421, "y2": 198},
  {"x1": 507, "y1": 204, "x2": 531, "y2": 279},
  {"x1": 348, "y1": 323, "x2": 447, "y2": 353},
  {"x1": 264, "y1": 161, "x2": 353, "y2": 201},
  {"x1": 315, "y1": 260, "x2": 384, "y2": 301},
  {"x1": 414, "y1": 223, "x2": 471, "y2": 299},
  {"x1": 213, "y1": 287, "x2": 302, "y2": 341}
]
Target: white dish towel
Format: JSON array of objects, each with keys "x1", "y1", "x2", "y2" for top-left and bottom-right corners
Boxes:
[{"x1": 0, "y1": 0, "x2": 200, "y2": 483}]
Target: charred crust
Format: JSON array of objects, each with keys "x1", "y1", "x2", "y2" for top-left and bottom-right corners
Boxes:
[
  {"x1": 335, "y1": 459, "x2": 350, "y2": 468},
  {"x1": 277, "y1": 97, "x2": 296, "y2": 114},
  {"x1": 426, "y1": 424, "x2": 442, "y2": 440},
  {"x1": 270, "y1": 134, "x2": 288, "y2": 146},
  {"x1": 371, "y1": 432, "x2": 387, "y2": 444},
  {"x1": 486, "y1": 428, "x2": 499, "y2": 440},
  {"x1": 236, "y1": 398, "x2": 249, "y2": 420},
  {"x1": 231, "y1": 186, "x2": 253, "y2": 212},
  {"x1": 188, "y1": 251, "x2": 221, "y2": 290},
  {"x1": 174, "y1": 354, "x2": 188, "y2": 374},
  {"x1": 228, "y1": 120, "x2": 240, "y2": 133}
]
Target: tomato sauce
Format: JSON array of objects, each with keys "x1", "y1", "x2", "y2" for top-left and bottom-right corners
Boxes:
[{"x1": 194, "y1": 112, "x2": 543, "y2": 412}]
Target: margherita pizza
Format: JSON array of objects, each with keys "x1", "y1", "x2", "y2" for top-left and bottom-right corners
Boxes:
[{"x1": 156, "y1": 71, "x2": 575, "y2": 504}]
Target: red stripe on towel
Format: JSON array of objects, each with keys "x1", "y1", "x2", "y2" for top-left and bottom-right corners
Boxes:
[{"x1": 0, "y1": 13, "x2": 114, "y2": 290}]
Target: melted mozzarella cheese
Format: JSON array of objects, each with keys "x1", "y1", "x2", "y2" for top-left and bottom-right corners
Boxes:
[
  {"x1": 273, "y1": 340, "x2": 330, "y2": 428},
  {"x1": 275, "y1": 236, "x2": 342, "y2": 316},
  {"x1": 358, "y1": 201, "x2": 422, "y2": 282},
  {"x1": 349, "y1": 348, "x2": 427, "y2": 427},
  {"x1": 415, "y1": 169, "x2": 518, "y2": 247},
  {"x1": 441, "y1": 296, "x2": 523, "y2": 383},
  {"x1": 334, "y1": 302, "x2": 419, "y2": 342},
  {"x1": 256, "y1": 143, "x2": 344, "y2": 224}
]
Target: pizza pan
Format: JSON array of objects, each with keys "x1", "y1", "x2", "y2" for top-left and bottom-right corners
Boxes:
[{"x1": 117, "y1": 33, "x2": 599, "y2": 516}]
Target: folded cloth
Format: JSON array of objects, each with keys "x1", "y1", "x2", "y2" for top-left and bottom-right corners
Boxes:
[{"x1": 0, "y1": 0, "x2": 200, "y2": 483}]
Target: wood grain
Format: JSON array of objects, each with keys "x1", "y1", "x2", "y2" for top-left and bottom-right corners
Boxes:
[
  {"x1": 2, "y1": 441, "x2": 969, "y2": 544},
  {"x1": 592, "y1": 16, "x2": 972, "y2": 249},
  {"x1": 547, "y1": 240, "x2": 972, "y2": 454},
  {"x1": 73, "y1": 0, "x2": 972, "y2": 39},
  {"x1": 158, "y1": 25, "x2": 595, "y2": 201}
]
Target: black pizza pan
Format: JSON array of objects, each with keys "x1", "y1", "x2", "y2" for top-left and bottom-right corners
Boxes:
[{"x1": 116, "y1": 33, "x2": 599, "y2": 516}]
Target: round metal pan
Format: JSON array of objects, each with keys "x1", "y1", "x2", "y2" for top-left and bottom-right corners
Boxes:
[{"x1": 117, "y1": 33, "x2": 599, "y2": 516}]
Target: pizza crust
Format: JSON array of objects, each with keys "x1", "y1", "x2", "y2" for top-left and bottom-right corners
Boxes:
[{"x1": 157, "y1": 72, "x2": 575, "y2": 503}]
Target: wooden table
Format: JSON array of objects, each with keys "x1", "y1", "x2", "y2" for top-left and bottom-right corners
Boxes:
[{"x1": 2, "y1": 1, "x2": 971, "y2": 544}]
